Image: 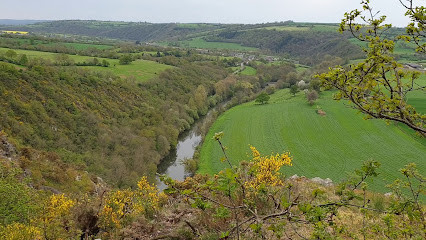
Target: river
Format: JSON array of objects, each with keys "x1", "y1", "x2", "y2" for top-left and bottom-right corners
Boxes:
[
  {"x1": 156, "y1": 100, "x2": 231, "y2": 190},
  {"x1": 156, "y1": 106, "x2": 220, "y2": 190}
]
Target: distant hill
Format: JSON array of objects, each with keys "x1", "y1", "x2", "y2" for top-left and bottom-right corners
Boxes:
[
  {"x1": 0, "y1": 20, "x2": 225, "y2": 42},
  {"x1": 0, "y1": 20, "x2": 364, "y2": 64},
  {"x1": 0, "y1": 19, "x2": 50, "y2": 25}
]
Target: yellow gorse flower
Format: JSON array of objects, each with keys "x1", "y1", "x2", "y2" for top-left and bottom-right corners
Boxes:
[
  {"x1": 99, "y1": 176, "x2": 161, "y2": 230},
  {"x1": 136, "y1": 176, "x2": 160, "y2": 210},
  {"x1": 245, "y1": 146, "x2": 292, "y2": 190},
  {"x1": 0, "y1": 223, "x2": 42, "y2": 240},
  {"x1": 42, "y1": 194, "x2": 75, "y2": 223}
]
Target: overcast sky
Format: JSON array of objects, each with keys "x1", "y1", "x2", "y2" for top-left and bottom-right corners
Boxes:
[{"x1": 1, "y1": 0, "x2": 423, "y2": 26}]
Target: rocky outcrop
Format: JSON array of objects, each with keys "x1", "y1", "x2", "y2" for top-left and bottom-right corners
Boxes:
[
  {"x1": 289, "y1": 174, "x2": 334, "y2": 187},
  {"x1": 311, "y1": 177, "x2": 333, "y2": 187},
  {"x1": 0, "y1": 134, "x2": 17, "y2": 159}
]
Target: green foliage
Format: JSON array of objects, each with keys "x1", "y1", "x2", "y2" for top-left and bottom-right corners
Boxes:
[
  {"x1": 0, "y1": 44, "x2": 171, "y2": 82},
  {"x1": 5, "y1": 20, "x2": 223, "y2": 43},
  {"x1": 240, "y1": 66, "x2": 257, "y2": 76},
  {"x1": 398, "y1": 1, "x2": 425, "y2": 53},
  {"x1": 18, "y1": 54, "x2": 28, "y2": 65},
  {"x1": 309, "y1": 79, "x2": 321, "y2": 92},
  {"x1": 255, "y1": 92, "x2": 270, "y2": 104},
  {"x1": 305, "y1": 89, "x2": 319, "y2": 105},
  {"x1": 289, "y1": 84, "x2": 299, "y2": 96},
  {"x1": 204, "y1": 28, "x2": 363, "y2": 65},
  {"x1": 0, "y1": 60, "x2": 228, "y2": 186},
  {"x1": 318, "y1": 0, "x2": 425, "y2": 134},
  {"x1": 101, "y1": 59, "x2": 110, "y2": 67},
  {"x1": 172, "y1": 37, "x2": 258, "y2": 51},
  {"x1": 4, "y1": 49, "x2": 17, "y2": 58},
  {"x1": 0, "y1": 172, "x2": 37, "y2": 225},
  {"x1": 119, "y1": 54, "x2": 133, "y2": 65}
]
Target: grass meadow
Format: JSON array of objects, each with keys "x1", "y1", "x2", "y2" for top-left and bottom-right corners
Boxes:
[
  {"x1": 172, "y1": 38, "x2": 258, "y2": 51},
  {"x1": 0, "y1": 47, "x2": 172, "y2": 82},
  {"x1": 262, "y1": 24, "x2": 338, "y2": 32},
  {"x1": 199, "y1": 88, "x2": 425, "y2": 192},
  {"x1": 0, "y1": 37, "x2": 113, "y2": 50},
  {"x1": 240, "y1": 66, "x2": 257, "y2": 75}
]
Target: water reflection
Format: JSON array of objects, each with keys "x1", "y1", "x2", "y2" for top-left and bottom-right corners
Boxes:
[
  {"x1": 156, "y1": 121, "x2": 202, "y2": 190},
  {"x1": 156, "y1": 102, "x2": 227, "y2": 190}
]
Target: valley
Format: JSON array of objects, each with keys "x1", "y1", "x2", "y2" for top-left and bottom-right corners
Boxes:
[{"x1": 0, "y1": 3, "x2": 425, "y2": 238}]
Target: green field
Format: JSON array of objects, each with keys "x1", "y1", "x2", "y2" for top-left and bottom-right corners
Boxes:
[
  {"x1": 172, "y1": 38, "x2": 258, "y2": 51},
  {"x1": 0, "y1": 47, "x2": 91, "y2": 61},
  {"x1": 262, "y1": 24, "x2": 338, "y2": 32},
  {"x1": 199, "y1": 89, "x2": 425, "y2": 192},
  {"x1": 88, "y1": 59, "x2": 172, "y2": 82},
  {"x1": 176, "y1": 23, "x2": 214, "y2": 29},
  {"x1": 240, "y1": 66, "x2": 257, "y2": 75},
  {"x1": 296, "y1": 64, "x2": 310, "y2": 72},
  {"x1": 0, "y1": 47, "x2": 172, "y2": 82},
  {"x1": 348, "y1": 37, "x2": 425, "y2": 64},
  {"x1": 49, "y1": 42, "x2": 113, "y2": 50},
  {"x1": 264, "y1": 26, "x2": 310, "y2": 31},
  {"x1": 0, "y1": 37, "x2": 113, "y2": 50}
]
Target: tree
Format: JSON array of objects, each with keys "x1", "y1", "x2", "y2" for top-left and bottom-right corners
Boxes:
[
  {"x1": 101, "y1": 59, "x2": 110, "y2": 67},
  {"x1": 309, "y1": 79, "x2": 321, "y2": 92},
  {"x1": 55, "y1": 53, "x2": 74, "y2": 66},
  {"x1": 4, "y1": 50, "x2": 17, "y2": 59},
  {"x1": 318, "y1": 0, "x2": 425, "y2": 134},
  {"x1": 306, "y1": 89, "x2": 318, "y2": 105},
  {"x1": 91, "y1": 57, "x2": 99, "y2": 66},
  {"x1": 194, "y1": 85, "x2": 208, "y2": 114},
  {"x1": 119, "y1": 54, "x2": 133, "y2": 65},
  {"x1": 19, "y1": 54, "x2": 28, "y2": 65},
  {"x1": 255, "y1": 92, "x2": 270, "y2": 104},
  {"x1": 289, "y1": 85, "x2": 299, "y2": 96}
]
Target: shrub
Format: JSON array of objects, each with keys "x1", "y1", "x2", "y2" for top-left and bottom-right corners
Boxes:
[
  {"x1": 255, "y1": 92, "x2": 270, "y2": 104},
  {"x1": 306, "y1": 89, "x2": 318, "y2": 105}
]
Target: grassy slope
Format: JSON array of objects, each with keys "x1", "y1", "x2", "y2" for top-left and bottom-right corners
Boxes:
[
  {"x1": 199, "y1": 89, "x2": 425, "y2": 192},
  {"x1": 170, "y1": 38, "x2": 258, "y2": 51},
  {"x1": 0, "y1": 47, "x2": 172, "y2": 82},
  {"x1": 240, "y1": 66, "x2": 257, "y2": 75},
  {"x1": 0, "y1": 37, "x2": 113, "y2": 50},
  {"x1": 97, "y1": 60, "x2": 172, "y2": 82},
  {"x1": 347, "y1": 38, "x2": 425, "y2": 65},
  {"x1": 263, "y1": 24, "x2": 338, "y2": 32},
  {"x1": 48, "y1": 42, "x2": 113, "y2": 50}
]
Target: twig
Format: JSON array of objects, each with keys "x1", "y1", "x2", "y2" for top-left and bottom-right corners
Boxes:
[{"x1": 184, "y1": 220, "x2": 200, "y2": 237}]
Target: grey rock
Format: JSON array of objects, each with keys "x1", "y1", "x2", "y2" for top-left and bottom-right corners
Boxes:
[
  {"x1": 0, "y1": 135, "x2": 17, "y2": 159},
  {"x1": 311, "y1": 177, "x2": 333, "y2": 187},
  {"x1": 289, "y1": 174, "x2": 299, "y2": 180},
  {"x1": 384, "y1": 192, "x2": 393, "y2": 197},
  {"x1": 39, "y1": 185, "x2": 61, "y2": 194}
]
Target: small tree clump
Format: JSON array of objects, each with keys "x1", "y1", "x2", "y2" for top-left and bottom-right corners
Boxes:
[
  {"x1": 119, "y1": 54, "x2": 133, "y2": 65},
  {"x1": 306, "y1": 89, "x2": 319, "y2": 105},
  {"x1": 255, "y1": 92, "x2": 270, "y2": 104},
  {"x1": 101, "y1": 59, "x2": 110, "y2": 67},
  {"x1": 289, "y1": 84, "x2": 299, "y2": 96},
  {"x1": 309, "y1": 79, "x2": 321, "y2": 92}
]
